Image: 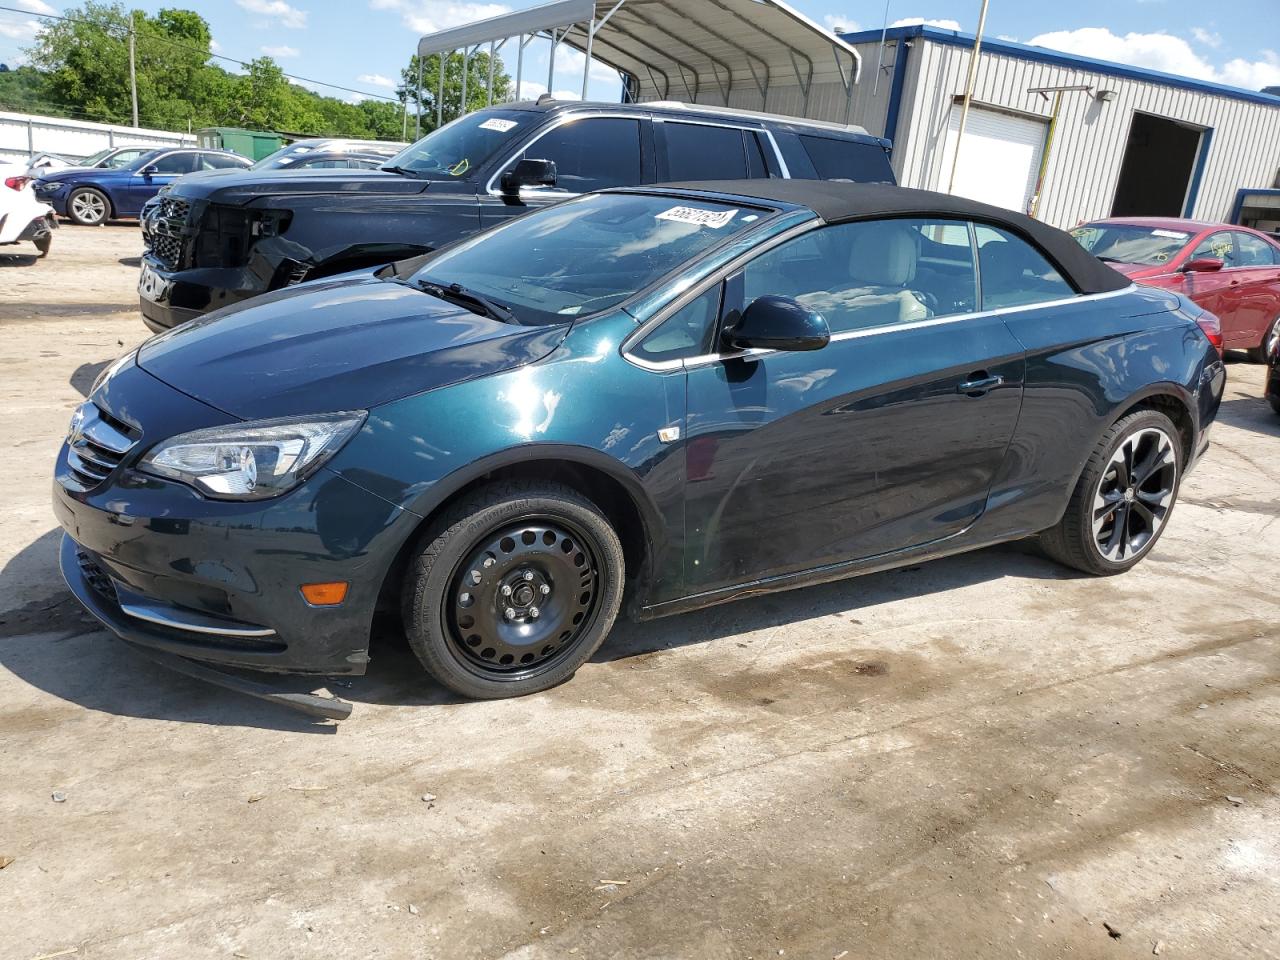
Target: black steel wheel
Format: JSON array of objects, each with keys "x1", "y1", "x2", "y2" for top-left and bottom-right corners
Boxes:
[
  {"x1": 1041, "y1": 409, "x2": 1183, "y2": 575},
  {"x1": 402, "y1": 480, "x2": 625, "y2": 699}
]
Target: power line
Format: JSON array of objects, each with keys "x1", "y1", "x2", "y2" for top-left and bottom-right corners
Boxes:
[{"x1": 0, "y1": 4, "x2": 403, "y2": 103}]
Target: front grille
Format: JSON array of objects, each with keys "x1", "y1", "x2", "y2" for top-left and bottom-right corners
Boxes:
[
  {"x1": 76, "y1": 550, "x2": 116, "y2": 601},
  {"x1": 141, "y1": 195, "x2": 192, "y2": 270},
  {"x1": 63, "y1": 403, "x2": 139, "y2": 492}
]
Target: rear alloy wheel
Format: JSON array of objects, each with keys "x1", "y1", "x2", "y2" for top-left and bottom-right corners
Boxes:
[
  {"x1": 402, "y1": 480, "x2": 625, "y2": 699},
  {"x1": 1246, "y1": 316, "x2": 1280, "y2": 364},
  {"x1": 67, "y1": 187, "x2": 109, "y2": 226},
  {"x1": 1041, "y1": 410, "x2": 1182, "y2": 575}
]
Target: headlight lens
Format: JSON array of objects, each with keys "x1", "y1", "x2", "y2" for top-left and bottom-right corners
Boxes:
[{"x1": 140, "y1": 412, "x2": 366, "y2": 500}]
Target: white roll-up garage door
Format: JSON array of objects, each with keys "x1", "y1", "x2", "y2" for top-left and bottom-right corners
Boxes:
[{"x1": 937, "y1": 104, "x2": 1048, "y2": 214}]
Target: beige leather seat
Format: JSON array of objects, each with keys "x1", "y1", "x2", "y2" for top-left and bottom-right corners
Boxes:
[{"x1": 798, "y1": 222, "x2": 930, "y2": 328}]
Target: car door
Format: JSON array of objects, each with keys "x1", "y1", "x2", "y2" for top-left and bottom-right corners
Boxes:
[
  {"x1": 1182, "y1": 230, "x2": 1244, "y2": 345},
  {"x1": 678, "y1": 217, "x2": 1026, "y2": 594},
  {"x1": 127, "y1": 152, "x2": 195, "y2": 213},
  {"x1": 1228, "y1": 230, "x2": 1280, "y2": 349},
  {"x1": 479, "y1": 114, "x2": 650, "y2": 228}
]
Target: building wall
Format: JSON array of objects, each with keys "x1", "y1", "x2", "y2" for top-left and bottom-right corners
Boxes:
[
  {"x1": 0, "y1": 110, "x2": 194, "y2": 164},
  {"x1": 887, "y1": 37, "x2": 1280, "y2": 228}
]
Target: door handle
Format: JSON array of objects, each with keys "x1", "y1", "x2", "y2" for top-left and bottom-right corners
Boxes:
[{"x1": 957, "y1": 373, "x2": 1003, "y2": 396}]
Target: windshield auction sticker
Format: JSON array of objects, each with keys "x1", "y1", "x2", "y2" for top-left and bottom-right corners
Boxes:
[
  {"x1": 1151, "y1": 229, "x2": 1190, "y2": 240},
  {"x1": 656, "y1": 206, "x2": 739, "y2": 229},
  {"x1": 479, "y1": 118, "x2": 519, "y2": 133}
]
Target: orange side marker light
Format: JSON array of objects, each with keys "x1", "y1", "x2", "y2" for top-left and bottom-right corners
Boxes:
[{"x1": 300, "y1": 581, "x2": 349, "y2": 606}]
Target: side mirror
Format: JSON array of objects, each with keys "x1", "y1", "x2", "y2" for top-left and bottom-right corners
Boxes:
[
  {"x1": 500, "y1": 158, "x2": 557, "y2": 194},
  {"x1": 723, "y1": 296, "x2": 830, "y2": 352},
  {"x1": 140, "y1": 165, "x2": 160, "y2": 177},
  {"x1": 1184, "y1": 256, "x2": 1224, "y2": 273}
]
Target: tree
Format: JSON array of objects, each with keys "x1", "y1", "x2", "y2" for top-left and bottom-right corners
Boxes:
[{"x1": 399, "y1": 51, "x2": 513, "y2": 133}]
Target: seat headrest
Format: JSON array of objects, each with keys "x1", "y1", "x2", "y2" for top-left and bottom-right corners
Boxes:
[{"x1": 849, "y1": 222, "x2": 918, "y2": 287}]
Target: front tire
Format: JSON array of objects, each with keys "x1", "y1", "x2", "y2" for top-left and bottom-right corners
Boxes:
[
  {"x1": 401, "y1": 480, "x2": 625, "y2": 699},
  {"x1": 67, "y1": 187, "x2": 109, "y2": 226},
  {"x1": 1246, "y1": 316, "x2": 1280, "y2": 364},
  {"x1": 1040, "y1": 410, "x2": 1182, "y2": 576}
]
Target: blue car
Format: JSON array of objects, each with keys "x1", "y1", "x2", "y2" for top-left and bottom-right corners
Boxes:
[
  {"x1": 34, "y1": 147, "x2": 250, "y2": 226},
  {"x1": 54, "y1": 180, "x2": 1225, "y2": 714}
]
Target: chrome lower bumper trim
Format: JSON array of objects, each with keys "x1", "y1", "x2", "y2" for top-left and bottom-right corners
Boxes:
[{"x1": 115, "y1": 585, "x2": 277, "y2": 639}]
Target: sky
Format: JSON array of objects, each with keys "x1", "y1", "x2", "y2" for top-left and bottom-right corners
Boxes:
[{"x1": 1, "y1": 0, "x2": 1278, "y2": 117}]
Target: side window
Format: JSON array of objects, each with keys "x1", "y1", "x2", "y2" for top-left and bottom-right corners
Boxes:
[
  {"x1": 799, "y1": 135, "x2": 894, "y2": 183},
  {"x1": 206, "y1": 153, "x2": 248, "y2": 169},
  {"x1": 663, "y1": 122, "x2": 749, "y2": 180},
  {"x1": 1192, "y1": 232, "x2": 1237, "y2": 267},
  {"x1": 150, "y1": 152, "x2": 195, "y2": 174},
  {"x1": 975, "y1": 225, "x2": 1075, "y2": 309},
  {"x1": 521, "y1": 117, "x2": 642, "y2": 194},
  {"x1": 740, "y1": 218, "x2": 977, "y2": 335},
  {"x1": 745, "y1": 132, "x2": 771, "y2": 179},
  {"x1": 1233, "y1": 232, "x2": 1278, "y2": 266},
  {"x1": 634, "y1": 285, "x2": 722, "y2": 363}
]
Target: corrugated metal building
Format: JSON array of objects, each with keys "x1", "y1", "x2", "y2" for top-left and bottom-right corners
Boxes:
[{"x1": 834, "y1": 24, "x2": 1280, "y2": 230}]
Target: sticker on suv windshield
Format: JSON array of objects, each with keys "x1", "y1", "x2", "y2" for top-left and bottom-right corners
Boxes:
[
  {"x1": 1151, "y1": 229, "x2": 1190, "y2": 239},
  {"x1": 479, "y1": 118, "x2": 519, "y2": 133},
  {"x1": 656, "y1": 206, "x2": 739, "y2": 229}
]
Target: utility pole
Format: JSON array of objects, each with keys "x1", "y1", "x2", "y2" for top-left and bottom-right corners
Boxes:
[
  {"x1": 128, "y1": 11, "x2": 139, "y2": 128},
  {"x1": 946, "y1": 0, "x2": 990, "y2": 194}
]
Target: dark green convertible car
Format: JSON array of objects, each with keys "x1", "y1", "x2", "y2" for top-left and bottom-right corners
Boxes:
[{"x1": 55, "y1": 180, "x2": 1225, "y2": 714}]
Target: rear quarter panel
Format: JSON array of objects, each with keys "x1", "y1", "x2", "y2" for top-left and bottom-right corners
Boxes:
[{"x1": 979, "y1": 285, "x2": 1220, "y2": 539}]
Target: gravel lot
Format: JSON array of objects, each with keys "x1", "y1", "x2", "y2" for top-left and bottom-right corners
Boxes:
[{"x1": 2, "y1": 225, "x2": 1278, "y2": 960}]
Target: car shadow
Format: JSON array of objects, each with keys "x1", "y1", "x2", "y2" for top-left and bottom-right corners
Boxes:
[
  {"x1": 2, "y1": 523, "x2": 1077, "y2": 730},
  {"x1": 119, "y1": 256, "x2": 142, "y2": 267},
  {"x1": 70, "y1": 359, "x2": 112, "y2": 398},
  {"x1": 0, "y1": 250, "x2": 41, "y2": 267}
]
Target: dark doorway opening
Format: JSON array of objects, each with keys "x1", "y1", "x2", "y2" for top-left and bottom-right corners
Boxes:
[{"x1": 1111, "y1": 112, "x2": 1205, "y2": 217}]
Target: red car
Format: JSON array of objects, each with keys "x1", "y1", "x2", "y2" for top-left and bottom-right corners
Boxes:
[{"x1": 1072, "y1": 218, "x2": 1280, "y2": 360}]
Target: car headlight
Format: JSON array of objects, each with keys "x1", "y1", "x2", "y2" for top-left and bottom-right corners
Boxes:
[{"x1": 140, "y1": 412, "x2": 366, "y2": 500}]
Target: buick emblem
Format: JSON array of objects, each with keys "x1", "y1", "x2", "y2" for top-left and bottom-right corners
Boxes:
[{"x1": 67, "y1": 404, "x2": 87, "y2": 446}]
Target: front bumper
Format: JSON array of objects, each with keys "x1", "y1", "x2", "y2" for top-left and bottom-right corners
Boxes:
[
  {"x1": 138, "y1": 256, "x2": 279, "y2": 332},
  {"x1": 53, "y1": 363, "x2": 420, "y2": 675}
]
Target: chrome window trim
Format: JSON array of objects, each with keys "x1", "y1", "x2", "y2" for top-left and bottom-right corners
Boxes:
[
  {"x1": 623, "y1": 243, "x2": 1138, "y2": 371},
  {"x1": 483, "y1": 110, "x2": 650, "y2": 199}
]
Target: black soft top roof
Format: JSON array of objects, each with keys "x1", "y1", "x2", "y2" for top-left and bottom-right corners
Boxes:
[{"x1": 657, "y1": 179, "x2": 1131, "y2": 295}]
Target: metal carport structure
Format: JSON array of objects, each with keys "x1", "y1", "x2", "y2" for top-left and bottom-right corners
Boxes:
[{"x1": 415, "y1": 0, "x2": 864, "y2": 132}]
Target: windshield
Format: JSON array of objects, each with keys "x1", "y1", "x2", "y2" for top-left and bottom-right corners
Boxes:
[
  {"x1": 407, "y1": 192, "x2": 767, "y2": 325},
  {"x1": 383, "y1": 109, "x2": 528, "y2": 180},
  {"x1": 1071, "y1": 223, "x2": 1192, "y2": 266},
  {"x1": 80, "y1": 147, "x2": 115, "y2": 167},
  {"x1": 251, "y1": 142, "x2": 321, "y2": 170},
  {"x1": 121, "y1": 150, "x2": 164, "y2": 172}
]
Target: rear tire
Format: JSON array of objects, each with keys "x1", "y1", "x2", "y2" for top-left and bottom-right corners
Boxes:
[
  {"x1": 401, "y1": 480, "x2": 625, "y2": 699},
  {"x1": 1246, "y1": 316, "x2": 1280, "y2": 364},
  {"x1": 34, "y1": 234, "x2": 51, "y2": 258},
  {"x1": 67, "y1": 187, "x2": 109, "y2": 226},
  {"x1": 1040, "y1": 410, "x2": 1182, "y2": 576}
]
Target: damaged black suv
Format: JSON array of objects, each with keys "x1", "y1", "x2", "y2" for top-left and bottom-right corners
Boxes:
[{"x1": 137, "y1": 98, "x2": 894, "y2": 331}]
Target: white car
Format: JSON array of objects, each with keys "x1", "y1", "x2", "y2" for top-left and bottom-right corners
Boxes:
[{"x1": 0, "y1": 162, "x2": 56, "y2": 257}]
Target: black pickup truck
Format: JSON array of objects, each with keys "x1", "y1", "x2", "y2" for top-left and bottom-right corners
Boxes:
[{"x1": 138, "y1": 98, "x2": 894, "y2": 331}]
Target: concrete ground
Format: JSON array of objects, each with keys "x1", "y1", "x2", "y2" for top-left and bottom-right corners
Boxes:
[{"x1": 1, "y1": 225, "x2": 1278, "y2": 960}]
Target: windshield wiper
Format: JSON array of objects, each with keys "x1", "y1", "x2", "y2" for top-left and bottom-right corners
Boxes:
[
  {"x1": 380, "y1": 165, "x2": 426, "y2": 179},
  {"x1": 414, "y1": 280, "x2": 518, "y2": 324}
]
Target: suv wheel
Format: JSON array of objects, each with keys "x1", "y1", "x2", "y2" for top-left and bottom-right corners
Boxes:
[
  {"x1": 1040, "y1": 410, "x2": 1182, "y2": 576},
  {"x1": 402, "y1": 480, "x2": 625, "y2": 699},
  {"x1": 67, "y1": 187, "x2": 110, "y2": 226}
]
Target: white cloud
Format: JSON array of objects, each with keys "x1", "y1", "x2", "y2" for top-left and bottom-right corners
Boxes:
[
  {"x1": 0, "y1": 17, "x2": 41, "y2": 41},
  {"x1": 210, "y1": 38, "x2": 223, "y2": 53},
  {"x1": 236, "y1": 0, "x2": 308, "y2": 29},
  {"x1": 1191, "y1": 27, "x2": 1222, "y2": 49},
  {"x1": 1028, "y1": 27, "x2": 1280, "y2": 90},
  {"x1": 824, "y1": 15, "x2": 861, "y2": 34},
  {"x1": 357, "y1": 72, "x2": 396, "y2": 88},
  {"x1": 890, "y1": 17, "x2": 962, "y2": 31},
  {"x1": 261, "y1": 44, "x2": 300, "y2": 58},
  {"x1": 371, "y1": 0, "x2": 510, "y2": 35},
  {"x1": 1218, "y1": 51, "x2": 1280, "y2": 90},
  {"x1": 14, "y1": 0, "x2": 56, "y2": 14}
]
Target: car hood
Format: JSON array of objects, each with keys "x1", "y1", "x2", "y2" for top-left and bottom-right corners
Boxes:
[
  {"x1": 167, "y1": 168, "x2": 435, "y2": 204},
  {"x1": 137, "y1": 277, "x2": 569, "y2": 420}
]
